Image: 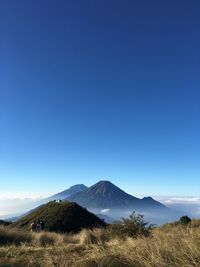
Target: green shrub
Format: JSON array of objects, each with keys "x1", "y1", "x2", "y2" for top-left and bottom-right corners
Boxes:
[
  {"x1": 106, "y1": 212, "x2": 153, "y2": 239},
  {"x1": 179, "y1": 216, "x2": 191, "y2": 225}
]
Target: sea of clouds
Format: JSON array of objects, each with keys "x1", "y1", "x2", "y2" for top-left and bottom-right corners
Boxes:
[
  {"x1": 155, "y1": 196, "x2": 200, "y2": 218},
  {"x1": 0, "y1": 192, "x2": 51, "y2": 219}
]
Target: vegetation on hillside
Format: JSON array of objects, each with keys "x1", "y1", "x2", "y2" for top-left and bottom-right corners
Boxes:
[
  {"x1": 0, "y1": 214, "x2": 200, "y2": 266},
  {"x1": 13, "y1": 201, "x2": 106, "y2": 233},
  {"x1": 179, "y1": 215, "x2": 192, "y2": 225},
  {"x1": 105, "y1": 212, "x2": 154, "y2": 239}
]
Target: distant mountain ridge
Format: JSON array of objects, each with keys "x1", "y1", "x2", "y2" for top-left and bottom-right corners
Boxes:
[
  {"x1": 34, "y1": 184, "x2": 88, "y2": 206},
  {"x1": 67, "y1": 180, "x2": 168, "y2": 212},
  {"x1": 47, "y1": 184, "x2": 87, "y2": 201}
]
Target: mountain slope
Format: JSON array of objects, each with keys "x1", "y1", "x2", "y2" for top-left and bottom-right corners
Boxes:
[
  {"x1": 47, "y1": 184, "x2": 87, "y2": 201},
  {"x1": 67, "y1": 180, "x2": 169, "y2": 212},
  {"x1": 6, "y1": 185, "x2": 88, "y2": 222},
  {"x1": 34, "y1": 184, "x2": 88, "y2": 207},
  {"x1": 13, "y1": 201, "x2": 106, "y2": 233}
]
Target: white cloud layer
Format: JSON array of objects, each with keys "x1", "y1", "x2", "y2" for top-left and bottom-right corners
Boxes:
[
  {"x1": 100, "y1": 209, "x2": 110, "y2": 213},
  {"x1": 0, "y1": 192, "x2": 52, "y2": 218},
  {"x1": 155, "y1": 196, "x2": 200, "y2": 205},
  {"x1": 0, "y1": 192, "x2": 52, "y2": 200}
]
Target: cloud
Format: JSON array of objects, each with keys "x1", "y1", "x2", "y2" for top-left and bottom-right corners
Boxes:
[
  {"x1": 0, "y1": 192, "x2": 52, "y2": 200},
  {"x1": 151, "y1": 196, "x2": 200, "y2": 219},
  {"x1": 161, "y1": 197, "x2": 200, "y2": 205},
  {"x1": 0, "y1": 193, "x2": 51, "y2": 218},
  {"x1": 100, "y1": 209, "x2": 110, "y2": 213}
]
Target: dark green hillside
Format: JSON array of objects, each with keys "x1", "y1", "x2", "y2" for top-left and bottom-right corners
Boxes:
[{"x1": 13, "y1": 201, "x2": 106, "y2": 233}]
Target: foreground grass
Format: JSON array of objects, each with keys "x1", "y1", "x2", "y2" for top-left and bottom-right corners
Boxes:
[{"x1": 1, "y1": 222, "x2": 200, "y2": 266}]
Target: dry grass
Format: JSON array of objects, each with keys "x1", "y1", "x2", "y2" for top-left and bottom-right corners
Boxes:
[
  {"x1": 0, "y1": 226, "x2": 32, "y2": 246},
  {"x1": 1, "y1": 222, "x2": 200, "y2": 266},
  {"x1": 79, "y1": 225, "x2": 200, "y2": 267}
]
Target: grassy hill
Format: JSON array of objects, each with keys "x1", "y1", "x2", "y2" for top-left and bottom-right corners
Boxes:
[{"x1": 13, "y1": 201, "x2": 106, "y2": 233}]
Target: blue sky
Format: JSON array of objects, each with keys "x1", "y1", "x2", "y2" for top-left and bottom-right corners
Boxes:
[{"x1": 0, "y1": 0, "x2": 200, "y2": 197}]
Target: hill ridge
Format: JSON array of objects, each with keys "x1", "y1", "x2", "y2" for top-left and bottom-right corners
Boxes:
[{"x1": 13, "y1": 201, "x2": 106, "y2": 233}]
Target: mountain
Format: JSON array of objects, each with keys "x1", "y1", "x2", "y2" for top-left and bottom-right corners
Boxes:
[
  {"x1": 46, "y1": 184, "x2": 87, "y2": 201},
  {"x1": 13, "y1": 201, "x2": 106, "y2": 233},
  {"x1": 66, "y1": 181, "x2": 177, "y2": 224},
  {"x1": 5, "y1": 184, "x2": 88, "y2": 222},
  {"x1": 33, "y1": 184, "x2": 88, "y2": 207},
  {"x1": 9, "y1": 181, "x2": 179, "y2": 226},
  {"x1": 67, "y1": 180, "x2": 167, "y2": 211}
]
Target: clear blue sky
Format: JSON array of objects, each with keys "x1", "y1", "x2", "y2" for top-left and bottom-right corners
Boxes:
[{"x1": 0, "y1": 0, "x2": 200, "y2": 197}]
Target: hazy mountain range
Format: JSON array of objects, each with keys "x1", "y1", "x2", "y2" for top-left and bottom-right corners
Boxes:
[
  {"x1": 67, "y1": 181, "x2": 167, "y2": 211},
  {"x1": 65, "y1": 181, "x2": 178, "y2": 224},
  {"x1": 1, "y1": 180, "x2": 183, "y2": 224}
]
